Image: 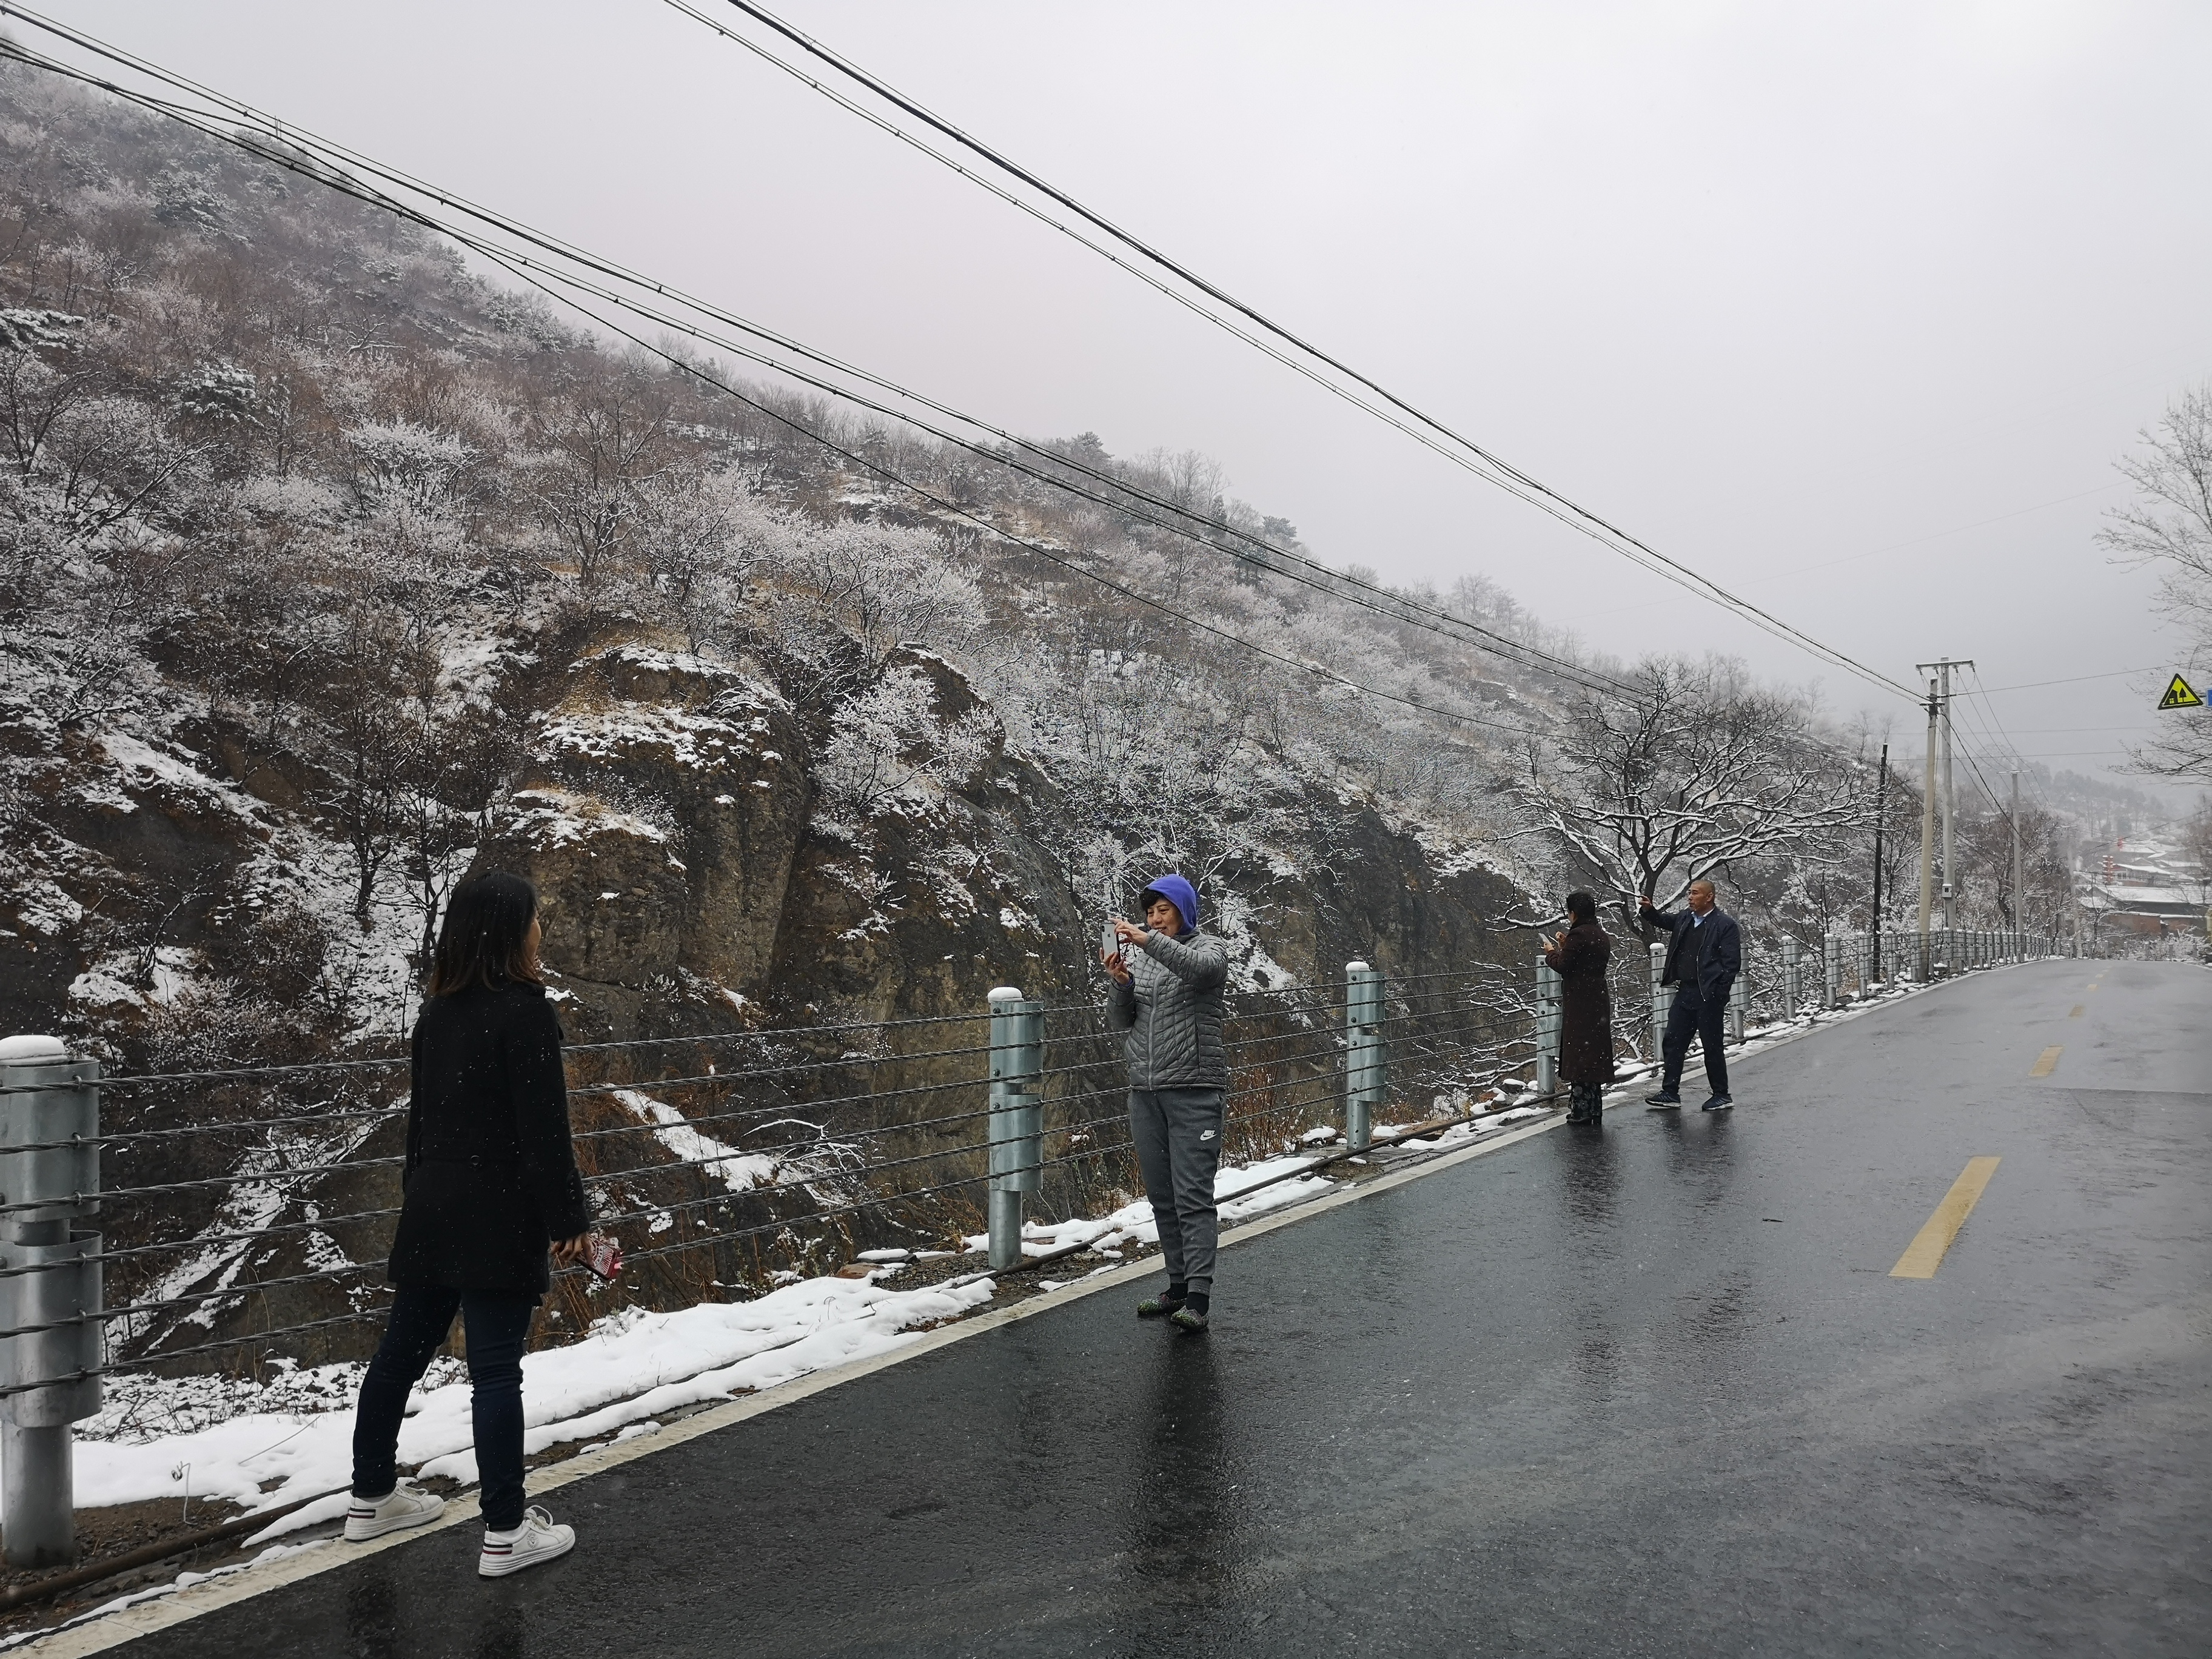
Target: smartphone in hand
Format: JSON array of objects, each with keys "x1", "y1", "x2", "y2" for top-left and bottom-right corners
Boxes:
[
  {"x1": 584, "y1": 1234, "x2": 623, "y2": 1281},
  {"x1": 1101, "y1": 920, "x2": 1123, "y2": 962}
]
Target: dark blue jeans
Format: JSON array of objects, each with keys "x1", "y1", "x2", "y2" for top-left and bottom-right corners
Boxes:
[
  {"x1": 1661, "y1": 991, "x2": 1729, "y2": 1097},
  {"x1": 352, "y1": 1285, "x2": 537, "y2": 1531}
]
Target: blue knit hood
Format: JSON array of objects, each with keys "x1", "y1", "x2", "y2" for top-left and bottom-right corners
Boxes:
[{"x1": 1139, "y1": 873, "x2": 1199, "y2": 935}]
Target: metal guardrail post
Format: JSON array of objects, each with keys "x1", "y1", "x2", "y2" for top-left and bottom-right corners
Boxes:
[
  {"x1": 1726, "y1": 950, "x2": 1746, "y2": 1044},
  {"x1": 0, "y1": 1035, "x2": 102, "y2": 1569},
  {"x1": 1535, "y1": 956, "x2": 1560, "y2": 1100},
  {"x1": 985, "y1": 988, "x2": 1041, "y2": 1274},
  {"x1": 1781, "y1": 936, "x2": 1802, "y2": 1017},
  {"x1": 1823, "y1": 933, "x2": 1842, "y2": 1008},
  {"x1": 1647, "y1": 940, "x2": 1666, "y2": 1056},
  {"x1": 1344, "y1": 962, "x2": 1383, "y2": 1151}
]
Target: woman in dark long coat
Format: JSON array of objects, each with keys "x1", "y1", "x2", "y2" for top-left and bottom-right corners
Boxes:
[
  {"x1": 1544, "y1": 891, "x2": 1616, "y2": 1125},
  {"x1": 345, "y1": 871, "x2": 594, "y2": 1578}
]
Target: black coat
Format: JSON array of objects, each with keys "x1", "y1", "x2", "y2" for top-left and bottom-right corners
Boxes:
[
  {"x1": 386, "y1": 982, "x2": 592, "y2": 1296},
  {"x1": 1543, "y1": 921, "x2": 1616, "y2": 1084},
  {"x1": 1640, "y1": 901, "x2": 1741, "y2": 1005}
]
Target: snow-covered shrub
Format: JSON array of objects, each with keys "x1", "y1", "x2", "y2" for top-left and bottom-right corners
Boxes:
[{"x1": 815, "y1": 664, "x2": 996, "y2": 834}]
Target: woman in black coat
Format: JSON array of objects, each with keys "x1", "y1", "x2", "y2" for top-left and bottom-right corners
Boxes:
[
  {"x1": 1544, "y1": 891, "x2": 1616, "y2": 1126},
  {"x1": 345, "y1": 871, "x2": 594, "y2": 1578}
]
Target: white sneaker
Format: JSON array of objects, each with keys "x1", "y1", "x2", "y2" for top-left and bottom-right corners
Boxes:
[
  {"x1": 344, "y1": 1478, "x2": 446, "y2": 1542},
  {"x1": 478, "y1": 1506, "x2": 575, "y2": 1577}
]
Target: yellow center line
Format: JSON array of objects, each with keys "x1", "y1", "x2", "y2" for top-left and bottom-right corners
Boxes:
[
  {"x1": 1891, "y1": 1157, "x2": 2003, "y2": 1279},
  {"x1": 2068, "y1": 1005, "x2": 2085, "y2": 1018},
  {"x1": 2030, "y1": 1045, "x2": 2063, "y2": 1077}
]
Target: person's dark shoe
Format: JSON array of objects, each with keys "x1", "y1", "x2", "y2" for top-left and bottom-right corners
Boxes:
[
  {"x1": 1136, "y1": 1294, "x2": 1185, "y2": 1318},
  {"x1": 1169, "y1": 1304, "x2": 1210, "y2": 1335},
  {"x1": 1563, "y1": 1102, "x2": 1589, "y2": 1125},
  {"x1": 1701, "y1": 1094, "x2": 1734, "y2": 1111},
  {"x1": 1644, "y1": 1091, "x2": 1682, "y2": 1110}
]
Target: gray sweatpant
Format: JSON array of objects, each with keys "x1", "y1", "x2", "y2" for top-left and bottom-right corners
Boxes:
[{"x1": 1129, "y1": 1087, "x2": 1225, "y2": 1294}]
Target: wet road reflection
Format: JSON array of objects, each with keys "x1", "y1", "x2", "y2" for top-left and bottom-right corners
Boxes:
[
  {"x1": 1556, "y1": 1128, "x2": 1627, "y2": 1406},
  {"x1": 1123, "y1": 1336, "x2": 1236, "y2": 1617}
]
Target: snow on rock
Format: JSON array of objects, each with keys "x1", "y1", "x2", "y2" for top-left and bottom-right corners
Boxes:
[
  {"x1": 98, "y1": 732, "x2": 262, "y2": 822},
  {"x1": 611, "y1": 1088, "x2": 776, "y2": 1191},
  {"x1": 505, "y1": 788, "x2": 671, "y2": 850}
]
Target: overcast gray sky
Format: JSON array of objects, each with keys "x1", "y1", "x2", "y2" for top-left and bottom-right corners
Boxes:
[{"x1": 49, "y1": 0, "x2": 2212, "y2": 802}]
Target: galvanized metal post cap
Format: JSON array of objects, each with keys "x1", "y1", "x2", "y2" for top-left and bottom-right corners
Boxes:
[
  {"x1": 1346, "y1": 960, "x2": 1370, "y2": 974},
  {"x1": 987, "y1": 986, "x2": 1024, "y2": 1002},
  {"x1": 0, "y1": 1036, "x2": 67, "y2": 1062}
]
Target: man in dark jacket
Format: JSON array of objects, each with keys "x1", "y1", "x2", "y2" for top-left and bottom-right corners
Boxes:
[
  {"x1": 1639, "y1": 878, "x2": 1740, "y2": 1111},
  {"x1": 1104, "y1": 872, "x2": 1227, "y2": 1333}
]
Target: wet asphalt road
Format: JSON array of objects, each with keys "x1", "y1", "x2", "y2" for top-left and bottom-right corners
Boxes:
[{"x1": 113, "y1": 960, "x2": 2210, "y2": 1658}]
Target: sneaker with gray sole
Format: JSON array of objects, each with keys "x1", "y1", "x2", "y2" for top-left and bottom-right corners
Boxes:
[
  {"x1": 344, "y1": 1478, "x2": 444, "y2": 1543},
  {"x1": 1135, "y1": 1295, "x2": 1185, "y2": 1318},
  {"x1": 478, "y1": 1506, "x2": 575, "y2": 1578},
  {"x1": 1169, "y1": 1305, "x2": 1210, "y2": 1335}
]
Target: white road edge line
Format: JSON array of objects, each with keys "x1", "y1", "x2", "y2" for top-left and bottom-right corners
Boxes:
[{"x1": 22, "y1": 960, "x2": 2033, "y2": 1656}]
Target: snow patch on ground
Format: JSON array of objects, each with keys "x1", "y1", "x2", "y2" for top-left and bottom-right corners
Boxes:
[
  {"x1": 0, "y1": 1541, "x2": 332, "y2": 1651},
  {"x1": 71, "y1": 1273, "x2": 996, "y2": 1518},
  {"x1": 963, "y1": 1153, "x2": 1336, "y2": 1258}
]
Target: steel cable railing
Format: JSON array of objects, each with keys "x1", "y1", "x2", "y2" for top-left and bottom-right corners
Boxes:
[
  {"x1": 0, "y1": 966, "x2": 1519, "y2": 1375},
  {"x1": 0, "y1": 930, "x2": 2066, "y2": 1415}
]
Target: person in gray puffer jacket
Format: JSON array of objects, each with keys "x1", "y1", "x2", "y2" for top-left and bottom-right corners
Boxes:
[{"x1": 1104, "y1": 872, "x2": 1227, "y2": 1333}]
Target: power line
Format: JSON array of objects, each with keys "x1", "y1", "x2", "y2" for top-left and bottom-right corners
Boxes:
[
  {"x1": 674, "y1": 0, "x2": 1923, "y2": 703},
  {"x1": 0, "y1": 7, "x2": 1637, "y2": 707},
  {"x1": 1973, "y1": 665, "x2": 2167, "y2": 694}
]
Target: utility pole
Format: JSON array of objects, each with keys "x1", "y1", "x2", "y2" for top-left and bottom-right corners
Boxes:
[
  {"x1": 1871, "y1": 743, "x2": 1889, "y2": 980},
  {"x1": 1916, "y1": 657, "x2": 1972, "y2": 971},
  {"x1": 1915, "y1": 677, "x2": 1939, "y2": 978}
]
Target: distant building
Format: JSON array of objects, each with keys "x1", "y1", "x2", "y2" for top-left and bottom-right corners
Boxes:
[{"x1": 2079, "y1": 833, "x2": 2209, "y2": 938}]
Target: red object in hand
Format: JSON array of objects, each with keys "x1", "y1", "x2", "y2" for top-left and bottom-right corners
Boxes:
[{"x1": 584, "y1": 1234, "x2": 623, "y2": 1281}]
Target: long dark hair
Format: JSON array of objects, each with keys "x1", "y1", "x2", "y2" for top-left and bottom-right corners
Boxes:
[
  {"x1": 426, "y1": 872, "x2": 541, "y2": 996},
  {"x1": 1564, "y1": 891, "x2": 1598, "y2": 925}
]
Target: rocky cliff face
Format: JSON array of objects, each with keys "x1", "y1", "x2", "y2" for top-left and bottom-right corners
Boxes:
[
  {"x1": 14, "y1": 609, "x2": 1531, "y2": 1074},
  {"x1": 487, "y1": 643, "x2": 813, "y2": 1039}
]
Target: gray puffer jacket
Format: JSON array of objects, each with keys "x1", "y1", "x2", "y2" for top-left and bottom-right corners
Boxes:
[{"x1": 1107, "y1": 929, "x2": 1228, "y2": 1090}]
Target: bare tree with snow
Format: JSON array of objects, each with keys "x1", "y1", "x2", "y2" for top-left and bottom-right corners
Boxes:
[
  {"x1": 1512, "y1": 657, "x2": 1870, "y2": 925},
  {"x1": 2100, "y1": 383, "x2": 2212, "y2": 784}
]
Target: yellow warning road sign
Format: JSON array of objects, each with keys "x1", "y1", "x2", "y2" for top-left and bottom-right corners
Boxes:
[{"x1": 2158, "y1": 673, "x2": 2205, "y2": 711}]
